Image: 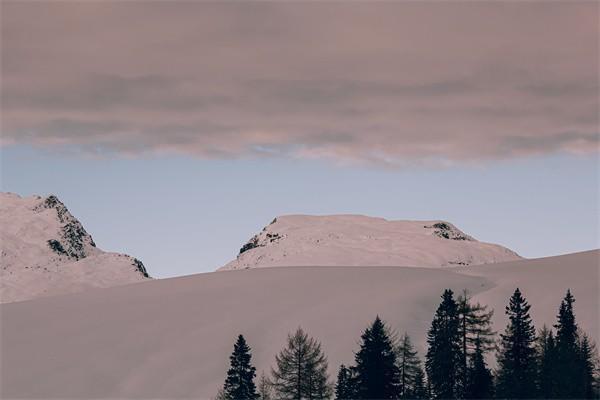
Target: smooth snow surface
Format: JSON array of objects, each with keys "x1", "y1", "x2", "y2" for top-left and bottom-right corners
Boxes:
[
  {"x1": 0, "y1": 192, "x2": 150, "y2": 303},
  {"x1": 221, "y1": 215, "x2": 522, "y2": 270},
  {"x1": 1, "y1": 250, "x2": 597, "y2": 399}
]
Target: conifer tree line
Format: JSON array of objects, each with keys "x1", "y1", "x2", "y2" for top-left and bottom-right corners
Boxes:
[{"x1": 217, "y1": 289, "x2": 599, "y2": 399}]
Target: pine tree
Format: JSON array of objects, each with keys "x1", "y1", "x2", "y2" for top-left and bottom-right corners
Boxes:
[
  {"x1": 223, "y1": 335, "x2": 259, "y2": 400},
  {"x1": 577, "y1": 333, "x2": 598, "y2": 399},
  {"x1": 457, "y1": 290, "x2": 495, "y2": 397},
  {"x1": 554, "y1": 289, "x2": 581, "y2": 398},
  {"x1": 425, "y1": 289, "x2": 461, "y2": 399},
  {"x1": 271, "y1": 327, "x2": 332, "y2": 399},
  {"x1": 397, "y1": 332, "x2": 422, "y2": 399},
  {"x1": 536, "y1": 325, "x2": 557, "y2": 398},
  {"x1": 353, "y1": 316, "x2": 400, "y2": 399},
  {"x1": 465, "y1": 336, "x2": 493, "y2": 399},
  {"x1": 496, "y1": 288, "x2": 537, "y2": 399},
  {"x1": 334, "y1": 365, "x2": 355, "y2": 400}
]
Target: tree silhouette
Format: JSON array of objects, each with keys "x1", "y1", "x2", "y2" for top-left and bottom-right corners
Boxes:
[
  {"x1": 577, "y1": 333, "x2": 598, "y2": 399},
  {"x1": 396, "y1": 332, "x2": 422, "y2": 399},
  {"x1": 271, "y1": 327, "x2": 332, "y2": 399},
  {"x1": 536, "y1": 325, "x2": 557, "y2": 398},
  {"x1": 465, "y1": 336, "x2": 493, "y2": 399},
  {"x1": 496, "y1": 288, "x2": 537, "y2": 399},
  {"x1": 457, "y1": 290, "x2": 495, "y2": 397},
  {"x1": 353, "y1": 316, "x2": 400, "y2": 399},
  {"x1": 426, "y1": 289, "x2": 461, "y2": 399},
  {"x1": 554, "y1": 290, "x2": 581, "y2": 398},
  {"x1": 223, "y1": 335, "x2": 259, "y2": 400},
  {"x1": 334, "y1": 364, "x2": 355, "y2": 400}
]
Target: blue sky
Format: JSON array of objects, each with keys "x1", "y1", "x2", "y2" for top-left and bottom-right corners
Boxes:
[
  {"x1": 2, "y1": 2, "x2": 598, "y2": 277},
  {"x1": 2, "y1": 145, "x2": 597, "y2": 278}
]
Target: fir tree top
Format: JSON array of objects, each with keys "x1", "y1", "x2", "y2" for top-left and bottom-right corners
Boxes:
[
  {"x1": 555, "y1": 289, "x2": 578, "y2": 349},
  {"x1": 223, "y1": 334, "x2": 259, "y2": 400},
  {"x1": 354, "y1": 316, "x2": 400, "y2": 399},
  {"x1": 496, "y1": 288, "x2": 537, "y2": 399}
]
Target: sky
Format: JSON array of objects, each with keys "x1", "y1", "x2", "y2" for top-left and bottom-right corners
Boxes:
[{"x1": 1, "y1": 1, "x2": 598, "y2": 277}]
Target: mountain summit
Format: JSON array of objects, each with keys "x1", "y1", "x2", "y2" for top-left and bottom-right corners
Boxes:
[
  {"x1": 0, "y1": 192, "x2": 150, "y2": 303},
  {"x1": 220, "y1": 215, "x2": 521, "y2": 270}
]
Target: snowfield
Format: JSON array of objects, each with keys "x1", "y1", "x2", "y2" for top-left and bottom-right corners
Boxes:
[
  {"x1": 0, "y1": 192, "x2": 150, "y2": 303},
  {"x1": 220, "y1": 215, "x2": 522, "y2": 270},
  {"x1": 1, "y1": 250, "x2": 597, "y2": 399}
]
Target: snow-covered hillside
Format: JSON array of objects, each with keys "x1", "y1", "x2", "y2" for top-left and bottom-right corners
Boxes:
[
  {"x1": 1, "y1": 251, "x2": 597, "y2": 399},
  {"x1": 220, "y1": 215, "x2": 521, "y2": 270},
  {"x1": 0, "y1": 192, "x2": 150, "y2": 303}
]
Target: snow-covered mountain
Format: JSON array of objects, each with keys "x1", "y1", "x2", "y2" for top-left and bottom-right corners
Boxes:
[
  {"x1": 0, "y1": 192, "x2": 150, "y2": 303},
  {"x1": 220, "y1": 215, "x2": 521, "y2": 270}
]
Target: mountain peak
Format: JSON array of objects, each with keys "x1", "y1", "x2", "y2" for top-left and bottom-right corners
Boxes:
[
  {"x1": 0, "y1": 192, "x2": 150, "y2": 303},
  {"x1": 220, "y1": 214, "x2": 521, "y2": 270}
]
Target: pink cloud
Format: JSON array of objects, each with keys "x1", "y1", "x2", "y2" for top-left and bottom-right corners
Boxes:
[{"x1": 1, "y1": 1, "x2": 598, "y2": 165}]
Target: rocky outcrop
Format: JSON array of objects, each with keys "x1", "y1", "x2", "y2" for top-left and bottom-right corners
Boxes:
[{"x1": 35, "y1": 195, "x2": 96, "y2": 260}]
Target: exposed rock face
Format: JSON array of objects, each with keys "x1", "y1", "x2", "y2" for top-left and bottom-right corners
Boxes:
[
  {"x1": 426, "y1": 222, "x2": 474, "y2": 241},
  {"x1": 34, "y1": 195, "x2": 96, "y2": 260},
  {"x1": 0, "y1": 192, "x2": 150, "y2": 303},
  {"x1": 220, "y1": 215, "x2": 522, "y2": 270}
]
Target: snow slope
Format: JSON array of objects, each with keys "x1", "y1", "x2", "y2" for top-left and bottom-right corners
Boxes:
[
  {"x1": 1, "y1": 250, "x2": 597, "y2": 399},
  {"x1": 220, "y1": 215, "x2": 522, "y2": 270},
  {"x1": 0, "y1": 192, "x2": 150, "y2": 303}
]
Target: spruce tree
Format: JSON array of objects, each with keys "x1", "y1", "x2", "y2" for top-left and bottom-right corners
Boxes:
[
  {"x1": 425, "y1": 289, "x2": 461, "y2": 399},
  {"x1": 334, "y1": 365, "x2": 355, "y2": 400},
  {"x1": 397, "y1": 332, "x2": 422, "y2": 399},
  {"x1": 577, "y1": 333, "x2": 598, "y2": 399},
  {"x1": 465, "y1": 336, "x2": 493, "y2": 399},
  {"x1": 223, "y1": 335, "x2": 259, "y2": 400},
  {"x1": 536, "y1": 325, "x2": 557, "y2": 398},
  {"x1": 353, "y1": 316, "x2": 400, "y2": 399},
  {"x1": 457, "y1": 290, "x2": 495, "y2": 397},
  {"x1": 496, "y1": 288, "x2": 537, "y2": 399},
  {"x1": 271, "y1": 327, "x2": 332, "y2": 399},
  {"x1": 554, "y1": 289, "x2": 581, "y2": 398}
]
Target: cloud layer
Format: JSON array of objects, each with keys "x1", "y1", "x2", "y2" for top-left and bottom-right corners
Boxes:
[{"x1": 2, "y1": 2, "x2": 598, "y2": 165}]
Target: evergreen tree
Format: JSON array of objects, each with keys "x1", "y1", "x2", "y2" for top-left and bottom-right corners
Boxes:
[
  {"x1": 353, "y1": 316, "x2": 400, "y2": 399},
  {"x1": 465, "y1": 336, "x2": 493, "y2": 399},
  {"x1": 554, "y1": 290, "x2": 581, "y2": 398},
  {"x1": 271, "y1": 327, "x2": 332, "y2": 399},
  {"x1": 334, "y1": 365, "x2": 356, "y2": 400},
  {"x1": 425, "y1": 289, "x2": 461, "y2": 399},
  {"x1": 577, "y1": 333, "x2": 598, "y2": 399},
  {"x1": 536, "y1": 325, "x2": 557, "y2": 398},
  {"x1": 397, "y1": 332, "x2": 422, "y2": 399},
  {"x1": 223, "y1": 335, "x2": 259, "y2": 400},
  {"x1": 412, "y1": 366, "x2": 428, "y2": 400},
  {"x1": 496, "y1": 288, "x2": 537, "y2": 399},
  {"x1": 457, "y1": 290, "x2": 495, "y2": 397}
]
